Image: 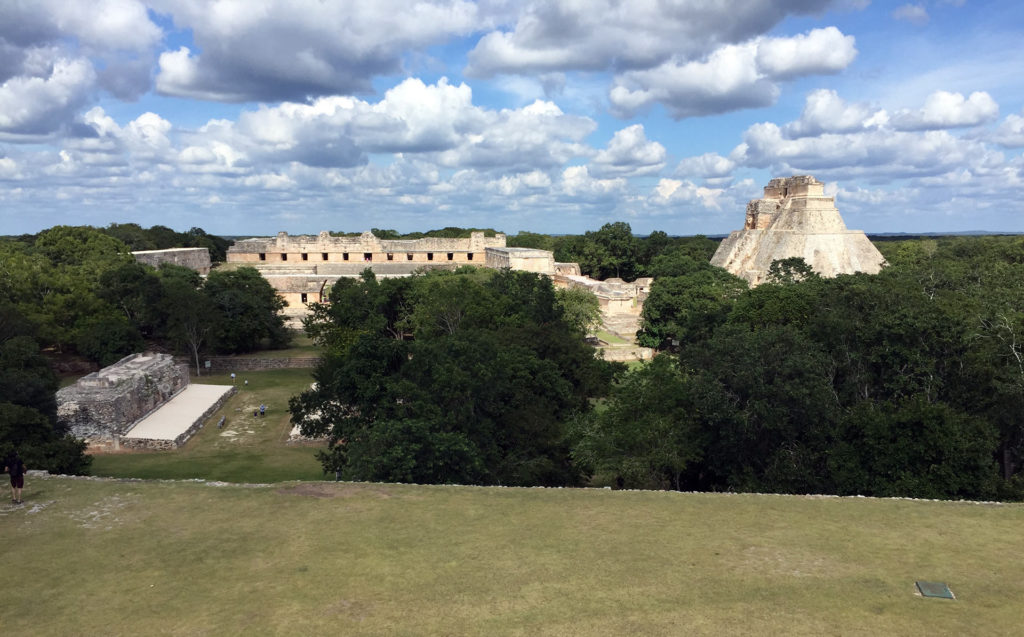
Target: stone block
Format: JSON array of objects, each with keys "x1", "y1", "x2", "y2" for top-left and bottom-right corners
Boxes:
[{"x1": 57, "y1": 353, "x2": 188, "y2": 442}]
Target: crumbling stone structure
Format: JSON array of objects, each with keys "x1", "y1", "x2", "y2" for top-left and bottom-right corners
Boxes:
[
  {"x1": 484, "y1": 247, "x2": 556, "y2": 274},
  {"x1": 711, "y1": 175, "x2": 885, "y2": 286},
  {"x1": 228, "y1": 230, "x2": 506, "y2": 266},
  {"x1": 57, "y1": 353, "x2": 188, "y2": 443},
  {"x1": 132, "y1": 247, "x2": 211, "y2": 274},
  {"x1": 226, "y1": 230, "x2": 579, "y2": 325}
]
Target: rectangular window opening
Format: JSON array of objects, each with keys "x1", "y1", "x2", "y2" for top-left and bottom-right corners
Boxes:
[
  {"x1": 447, "y1": 252, "x2": 454, "y2": 261},
  {"x1": 281, "y1": 253, "x2": 288, "y2": 261},
  {"x1": 467, "y1": 253, "x2": 474, "y2": 261},
  {"x1": 427, "y1": 253, "x2": 434, "y2": 261},
  {"x1": 343, "y1": 253, "x2": 349, "y2": 261},
  {"x1": 387, "y1": 253, "x2": 394, "y2": 261},
  {"x1": 364, "y1": 252, "x2": 372, "y2": 262},
  {"x1": 300, "y1": 292, "x2": 308, "y2": 303},
  {"x1": 321, "y1": 252, "x2": 328, "y2": 261},
  {"x1": 301, "y1": 253, "x2": 308, "y2": 261},
  {"x1": 406, "y1": 253, "x2": 413, "y2": 261},
  {"x1": 258, "y1": 253, "x2": 266, "y2": 261}
]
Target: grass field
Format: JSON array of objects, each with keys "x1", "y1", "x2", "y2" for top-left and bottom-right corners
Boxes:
[
  {"x1": 595, "y1": 330, "x2": 630, "y2": 345},
  {"x1": 231, "y1": 333, "x2": 322, "y2": 358},
  {"x1": 90, "y1": 368, "x2": 326, "y2": 483},
  {"x1": 2, "y1": 477, "x2": 1021, "y2": 636}
]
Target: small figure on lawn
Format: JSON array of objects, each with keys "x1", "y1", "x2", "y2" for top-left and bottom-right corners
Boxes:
[
  {"x1": 259, "y1": 404, "x2": 266, "y2": 417},
  {"x1": 5, "y1": 450, "x2": 26, "y2": 505}
]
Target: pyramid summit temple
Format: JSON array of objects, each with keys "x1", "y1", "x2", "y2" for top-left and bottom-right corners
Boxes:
[{"x1": 710, "y1": 175, "x2": 886, "y2": 286}]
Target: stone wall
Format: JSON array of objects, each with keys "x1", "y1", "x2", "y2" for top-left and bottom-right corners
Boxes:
[
  {"x1": 227, "y1": 230, "x2": 506, "y2": 264},
  {"x1": 132, "y1": 247, "x2": 212, "y2": 274},
  {"x1": 179, "y1": 356, "x2": 319, "y2": 372},
  {"x1": 120, "y1": 386, "x2": 237, "y2": 450},
  {"x1": 57, "y1": 353, "x2": 189, "y2": 442},
  {"x1": 484, "y1": 246, "x2": 556, "y2": 274},
  {"x1": 554, "y1": 262, "x2": 581, "y2": 276},
  {"x1": 598, "y1": 346, "x2": 654, "y2": 362}
]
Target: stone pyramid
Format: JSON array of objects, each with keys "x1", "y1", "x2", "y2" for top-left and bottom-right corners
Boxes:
[{"x1": 710, "y1": 175, "x2": 885, "y2": 286}]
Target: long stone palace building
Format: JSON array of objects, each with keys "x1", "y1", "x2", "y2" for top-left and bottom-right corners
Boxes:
[{"x1": 225, "y1": 231, "x2": 650, "y2": 339}]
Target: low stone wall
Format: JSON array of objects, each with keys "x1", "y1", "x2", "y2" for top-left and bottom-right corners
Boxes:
[
  {"x1": 178, "y1": 357, "x2": 319, "y2": 372},
  {"x1": 120, "y1": 386, "x2": 237, "y2": 450},
  {"x1": 132, "y1": 247, "x2": 212, "y2": 274},
  {"x1": 599, "y1": 346, "x2": 654, "y2": 362}
]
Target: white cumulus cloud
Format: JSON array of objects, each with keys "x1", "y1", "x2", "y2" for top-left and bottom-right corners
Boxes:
[
  {"x1": 591, "y1": 125, "x2": 666, "y2": 178},
  {"x1": 465, "y1": 0, "x2": 835, "y2": 77},
  {"x1": 992, "y1": 109, "x2": 1024, "y2": 148},
  {"x1": 891, "y1": 90, "x2": 999, "y2": 131},
  {"x1": 675, "y1": 153, "x2": 737, "y2": 179},
  {"x1": 152, "y1": 0, "x2": 481, "y2": 102},
  {"x1": 891, "y1": 4, "x2": 929, "y2": 25},
  {"x1": 609, "y1": 27, "x2": 856, "y2": 119},
  {"x1": 0, "y1": 57, "x2": 96, "y2": 137},
  {"x1": 784, "y1": 89, "x2": 887, "y2": 138}
]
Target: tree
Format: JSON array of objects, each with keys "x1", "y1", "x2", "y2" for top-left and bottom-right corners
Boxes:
[
  {"x1": 97, "y1": 262, "x2": 166, "y2": 337},
  {"x1": 555, "y1": 286, "x2": 602, "y2": 335},
  {"x1": 507, "y1": 231, "x2": 554, "y2": 251},
  {"x1": 572, "y1": 355, "x2": 702, "y2": 490},
  {"x1": 766, "y1": 257, "x2": 819, "y2": 285},
  {"x1": 682, "y1": 324, "x2": 841, "y2": 494},
  {"x1": 638, "y1": 267, "x2": 747, "y2": 349},
  {"x1": 162, "y1": 273, "x2": 216, "y2": 375},
  {"x1": 204, "y1": 267, "x2": 290, "y2": 353},
  {"x1": 33, "y1": 225, "x2": 132, "y2": 271},
  {"x1": 830, "y1": 398, "x2": 998, "y2": 499},
  {"x1": 291, "y1": 269, "x2": 618, "y2": 486},
  {"x1": 74, "y1": 310, "x2": 144, "y2": 367},
  {"x1": 0, "y1": 302, "x2": 90, "y2": 474},
  {"x1": 101, "y1": 223, "x2": 157, "y2": 251}
]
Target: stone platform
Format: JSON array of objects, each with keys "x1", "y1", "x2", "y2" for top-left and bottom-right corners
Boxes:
[
  {"x1": 121, "y1": 384, "x2": 236, "y2": 450},
  {"x1": 58, "y1": 353, "x2": 189, "y2": 441}
]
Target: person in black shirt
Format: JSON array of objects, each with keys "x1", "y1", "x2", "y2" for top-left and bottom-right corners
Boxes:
[{"x1": 6, "y1": 451, "x2": 25, "y2": 504}]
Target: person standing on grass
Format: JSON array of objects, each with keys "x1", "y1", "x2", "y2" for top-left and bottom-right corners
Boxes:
[
  {"x1": 5, "y1": 451, "x2": 25, "y2": 504},
  {"x1": 259, "y1": 404, "x2": 266, "y2": 417}
]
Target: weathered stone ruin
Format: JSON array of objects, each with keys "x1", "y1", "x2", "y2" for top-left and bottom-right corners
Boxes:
[
  {"x1": 225, "y1": 229, "x2": 652, "y2": 358},
  {"x1": 226, "y1": 231, "x2": 574, "y2": 326},
  {"x1": 132, "y1": 247, "x2": 211, "y2": 274},
  {"x1": 711, "y1": 175, "x2": 885, "y2": 286},
  {"x1": 57, "y1": 353, "x2": 188, "y2": 443}
]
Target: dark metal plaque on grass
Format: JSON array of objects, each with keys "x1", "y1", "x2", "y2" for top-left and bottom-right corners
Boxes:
[{"x1": 916, "y1": 581, "x2": 955, "y2": 599}]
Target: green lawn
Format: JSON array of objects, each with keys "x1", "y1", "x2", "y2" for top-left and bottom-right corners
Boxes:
[
  {"x1": 90, "y1": 368, "x2": 326, "y2": 483},
  {"x1": 230, "y1": 333, "x2": 322, "y2": 358},
  {"x1": 3, "y1": 477, "x2": 1021, "y2": 636},
  {"x1": 596, "y1": 330, "x2": 629, "y2": 345}
]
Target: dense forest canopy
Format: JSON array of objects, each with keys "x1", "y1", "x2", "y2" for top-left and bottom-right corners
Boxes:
[
  {"x1": 3, "y1": 221, "x2": 1022, "y2": 500},
  {"x1": 291, "y1": 267, "x2": 620, "y2": 486},
  {"x1": 0, "y1": 225, "x2": 287, "y2": 366},
  {"x1": 0, "y1": 225, "x2": 288, "y2": 473},
  {"x1": 601, "y1": 235, "x2": 1024, "y2": 499},
  {"x1": 295, "y1": 231, "x2": 1024, "y2": 500},
  {"x1": 98, "y1": 223, "x2": 232, "y2": 262}
]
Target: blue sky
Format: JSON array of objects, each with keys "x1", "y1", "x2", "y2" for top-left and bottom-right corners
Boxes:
[{"x1": 1, "y1": 0, "x2": 1022, "y2": 236}]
